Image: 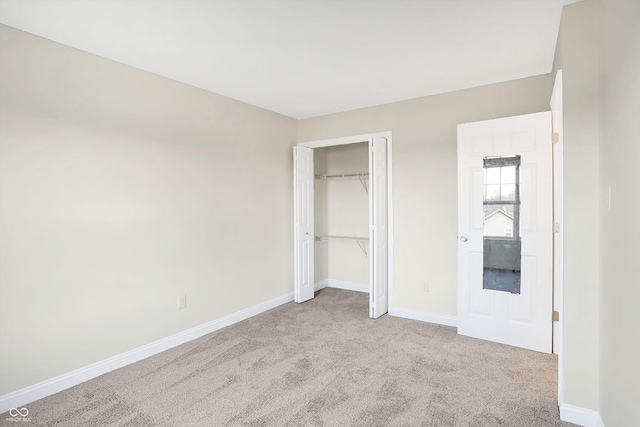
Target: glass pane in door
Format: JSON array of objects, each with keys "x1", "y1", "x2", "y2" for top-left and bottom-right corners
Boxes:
[{"x1": 483, "y1": 156, "x2": 521, "y2": 294}]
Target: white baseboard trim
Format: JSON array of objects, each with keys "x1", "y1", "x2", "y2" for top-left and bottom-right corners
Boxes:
[
  {"x1": 560, "y1": 404, "x2": 605, "y2": 427},
  {"x1": 315, "y1": 279, "x2": 369, "y2": 293},
  {"x1": 314, "y1": 279, "x2": 329, "y2": 292},
  {"x1": 0, "y1": 292, "x2": 294, "y2": 414},
  {"x1": 390, "y1": 307, "x2": 458, "y2": 327},
  {"x1": 327, "y1": 279, "x2": 369, "y2": 293}
]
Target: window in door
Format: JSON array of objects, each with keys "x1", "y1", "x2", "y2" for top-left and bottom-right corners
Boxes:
[{"x1": 483, "y1": 156, "x2": 522, "y2": 294}]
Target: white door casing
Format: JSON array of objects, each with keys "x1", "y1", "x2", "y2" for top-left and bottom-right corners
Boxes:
[
  {"x1": 293, "y1": 146, "x2": 314, "y2": 303},
  {"x1": 550, "y1": 70, "x2": 564, "y2": 403},
  {"x1": 457, "y1": 112, "x2": 553, "y2": 353},
  {"x1": 369, "y1": 136, "x2": 389, "y2": 318}
]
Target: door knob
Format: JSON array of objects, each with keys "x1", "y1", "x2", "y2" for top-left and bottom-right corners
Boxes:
[{"x1": 460, "y1": 235, "x2": 468, "y2": 242}]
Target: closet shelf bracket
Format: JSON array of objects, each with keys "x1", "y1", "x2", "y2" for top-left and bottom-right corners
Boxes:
[
  {"x1": 357, "y1": 174, "x2": 368, "y2": 193},
  {"x1": 355, "y1": 240, "x2": 368, "y2": 256}
]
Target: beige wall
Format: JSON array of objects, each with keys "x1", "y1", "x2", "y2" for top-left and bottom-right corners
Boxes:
[
  {"x1": 599, "y1": 0, "x2": 640, "y2": 425},
  {"x1": 0, "y1": 25, "x2": 297, "y2": 395},
  {"x1": 554, "y1": 0, "x2": 601, "y2": 412},
  {"x1": 299, "y1": 75, "x2": 553, "y2": 316}
]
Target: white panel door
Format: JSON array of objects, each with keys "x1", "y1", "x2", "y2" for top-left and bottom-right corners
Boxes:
[
  {"x1": 457, "y1": 112, "x2": 553, "y2": 353},
  {"x1": 293, "y1": 146, "x2": 314, "y2": 303},
  {"x1": 369, "y1": 136, "x2": 388, "y2": 318}
]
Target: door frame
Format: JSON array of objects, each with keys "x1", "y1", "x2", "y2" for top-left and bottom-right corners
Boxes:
[
  {"x1": 550, "y1": 70, "x2": 564, "y2": 408},
  {"x1": 294, "y1": 131, "x2": 394, "y2": 315}
]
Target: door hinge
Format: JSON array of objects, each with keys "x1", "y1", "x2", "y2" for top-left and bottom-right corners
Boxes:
[
  {"x1": 552, "y1": 310, "x2": 560, "y2": 322},
  {"x1": 552, "y1": 132, "x2": 559, "y2": 144},
  {"x1": 553, "y1": 222, "x2": 560, "y2": 233}
]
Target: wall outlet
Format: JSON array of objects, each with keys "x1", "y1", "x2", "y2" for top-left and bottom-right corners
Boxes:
[
  {"x1": 421, "y1": 281, "x2": 429, "y2": 292},
  {"x1": 178, "y1": 294, "x2": 187, "y2": 310},
  {"x1": 606, "y1": 186, "x2": 611, "y2": 212}
]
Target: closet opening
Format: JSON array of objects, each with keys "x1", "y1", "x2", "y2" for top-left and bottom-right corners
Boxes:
[
  {"x1": 293, "y1": 132, "x2": 393, "y2": 319},
  {"x1": 314, "y1": 143, "x2": 370, "y2": 315}
]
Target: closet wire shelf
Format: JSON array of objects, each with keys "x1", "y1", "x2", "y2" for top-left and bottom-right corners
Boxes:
[
  {"x1": 315, "y1": 235, "x2": 369, "y2": 256},
  {"x1": 315, "y1": 173, "x2": 369, "y2": 193}
]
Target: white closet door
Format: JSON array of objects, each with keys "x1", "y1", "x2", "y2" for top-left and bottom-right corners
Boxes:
[
  {"x1": 369, "y1": 136, "x2": 389, "y2": 318},
  {"x1": 293, "y1": 146, "x2": 315, "y2": 303}
]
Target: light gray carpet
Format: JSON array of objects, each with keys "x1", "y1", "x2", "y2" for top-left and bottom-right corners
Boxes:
[{"x1": 2, "y1": 288, "x2": 574, "y2": 426}]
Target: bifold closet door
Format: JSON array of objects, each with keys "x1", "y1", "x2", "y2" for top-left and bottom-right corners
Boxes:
[
  {"x1": 293, "y1": 146, "x2": 315, "y2": 303},
  {"x1": 369, "y1": 136, "x2": 389, "y2": 318}
]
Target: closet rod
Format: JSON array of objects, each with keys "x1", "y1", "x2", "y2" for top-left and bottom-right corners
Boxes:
[
  {"x1": 315, "y1": 173, "x2": 369, "y2": 179},
  {"x1": 315, "y1": 173, "x2": 369, "y2": 192},
  {"x1": 315, "y1": 235, "x2": 369, "y2": 241},
  {"x1": 315, "y1": 235, "x2": 368, "y2": 256}
]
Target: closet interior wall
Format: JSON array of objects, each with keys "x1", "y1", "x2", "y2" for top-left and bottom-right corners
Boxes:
[{"x1": 314, "y1": 143, "x2": 369, "y2": 289}]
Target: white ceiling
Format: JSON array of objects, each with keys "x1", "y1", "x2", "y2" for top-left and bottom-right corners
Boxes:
[{"x1": 0, "y1": 0, "x2": 577, "y2": 119}]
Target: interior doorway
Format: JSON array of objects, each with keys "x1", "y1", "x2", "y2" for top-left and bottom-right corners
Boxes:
[
  {"x1": 293, "y1": 132, "x2": 393, "y2": 319},
  {"x1": 457, "y1": 70, "x2": 565, "y2": 410}
]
